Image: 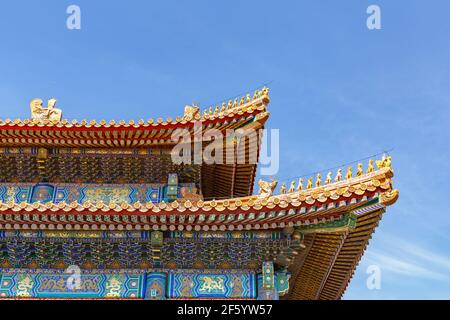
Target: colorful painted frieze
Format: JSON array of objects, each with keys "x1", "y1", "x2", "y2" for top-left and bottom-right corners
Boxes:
[
  {"x1": 0, "y1": 269, "x2": 284, "y2": 300},
  {"x1": 0, "y1": 182, "x2": 196, "y2": 205},
  {"x1": 0, "y1": 271, "x2": 144, "y2": 299},
  {"x1": 167, "y1": 270, "x2": 257, "y2": 299}
]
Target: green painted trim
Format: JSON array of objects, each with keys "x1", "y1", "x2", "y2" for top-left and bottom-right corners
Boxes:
[{"x1": 296, "y1": 213, "x2": 357, "y2": 234}]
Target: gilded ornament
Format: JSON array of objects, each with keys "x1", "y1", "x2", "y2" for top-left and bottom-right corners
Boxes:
[
  {"x1": 345, "y1": 167, "x2": 353, "y2": 180},
  {"x1": 315, "y1": 173, "x2": 321, "y2": 187},
  {"x1": 379, "y1": 189, "x2": 400, "y2": 205},
  {"x1": 356, "y1": 163, "x2": 363, "y2": 177},
  {"x1": 280, "y1": 183, "x2": 286, "y2": 194},
  {"x1": 325, "y1": 172, "x2": 332, "y2": 185},
  {"x1": 296, "y1": 178, "x2": 303, "y2": 191},
  {"x1": 306, "y1": 177, "x2": 313, "y2": 189},
  {"x1": 335, "y1": 169, "x2": 342, "y2": 182},
  {"x1": 288, "y1": 181, "x2": 296, "y2": 193},
  {"x1": 30, "y1": 98, "x2": 62, "y2": 121},
  {"x1": 258, "y1": 179, "x2": 278, "y2": 198},
  {"x1": 367, "y1": 159, "x2": 375, "y2": 173},
  {"x1": 376, "y1": 155, "x2": 392, "y2": 169}
]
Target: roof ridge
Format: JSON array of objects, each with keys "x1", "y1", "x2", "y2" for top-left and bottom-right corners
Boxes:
[{"x1": 0, "y1": 87, "x2": 270, "y2": 128}]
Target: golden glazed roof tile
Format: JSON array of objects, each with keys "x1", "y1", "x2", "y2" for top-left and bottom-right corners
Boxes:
[
  {"x1": 0, "y1": 166, "x2": 397, "y2": 216},
  {"x1": 0, "y1": 88, "x2": 269, "y2": 130}
]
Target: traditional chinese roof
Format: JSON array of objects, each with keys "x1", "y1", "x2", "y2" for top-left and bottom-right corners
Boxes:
[
  {"x1": 0, "y1": 157, "x2": 398, "y2": 300},
  {"x1": 0, "y1": 89, "x2": 270, "y2": 198},
  {"x1": 0, "y1": 89, "x2": 269, "y2": 148},
  {"x1": 0, "y1": 90, "x2": 399, "y2": 300},
  {"x1": 285, "y1": 207, "x2": 388, "y2": 300},
  {"x1": 0, "y1": 166, "x2": 397, "y2": 231}
]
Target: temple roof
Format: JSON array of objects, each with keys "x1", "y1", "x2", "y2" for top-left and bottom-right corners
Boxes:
[
  {"x1": 0, "y1": 89, "x2": 270, "y2": 198},
  {"x1": 0, "y1": 88, "x2": 269, "y2": 148},
  {"x1": 0, "y1": 159, "x2": 399, "y2": 300},
  {"x1": 0, "y1": 90, "x2": 399, "y2": 300},
  {"x1": 0, "y1": 165, "x2": 398, "y2": 232}
]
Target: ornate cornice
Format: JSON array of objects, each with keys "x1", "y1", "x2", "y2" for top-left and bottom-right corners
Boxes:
[
  {"x1": 0, "y1": 89, "x2": 269, "y2": 131},
  {"x1": 0, "y1": 167, "x2": 396, "y2": 232}
]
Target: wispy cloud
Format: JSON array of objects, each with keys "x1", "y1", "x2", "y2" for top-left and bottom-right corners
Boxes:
[
  {"x1": 383, "y1": 235, "x2": 450, "y2": 269},
  {"x1": 365, "y1": 250, "x2": 450, "y2": 282},
  {"x1": 345, "y1": 232, "x2": 450, "y2": 299},
  {"x1": 362, "y1": 232, "x2": 450, "y2": 283}
]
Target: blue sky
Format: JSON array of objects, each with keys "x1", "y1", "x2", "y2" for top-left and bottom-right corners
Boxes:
[{"x1": 0, "y1": 0, "x2": 449, "y2": 299}]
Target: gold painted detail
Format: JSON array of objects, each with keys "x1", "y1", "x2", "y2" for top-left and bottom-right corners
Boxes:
[
  {"x1": 277, "y1": 157, "x2": 396, "y2": 199},
  {"x1": 2, "y1": 88, "x2": 269, "y2": 129},
  {"x1": 105, "y1": 276, "x2": 122, "y2": 298},
  {"x1": 258, "y1": 179, "x2": 278, "y2": 199},
  {"x1": 376, "y1": 155, "x2": 392, "y2": 170},
  {"x1": 198, "y1": 276, "x2": 225, "y2": 293},
  {"x1": 183, "y1": 105, "x2": 200, "y2": 119},
  {"x1": 379, "y1": 189, "x2": 399, "y2": 206},
  {"x1": 16, "y1": 275, "x2": 34, "y2": 297},
  {"x1": 0, "y1": 165, "x2": 396, "y2": 215},
  {"x1": 30, "y1": 98, "x2": 62, "y2": 122},
  {"x1": 180, "y1": 186, "x2": 203, "y2": 202}
]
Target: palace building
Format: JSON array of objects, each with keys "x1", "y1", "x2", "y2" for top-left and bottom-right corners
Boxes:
[{"x1": 0, "y1": 89, "x2": 398, "y2": 299}]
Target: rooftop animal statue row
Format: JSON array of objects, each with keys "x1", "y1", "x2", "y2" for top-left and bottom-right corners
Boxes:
[{"x1": 272, "y1": 157, "x2": 392, "y2": 195}]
